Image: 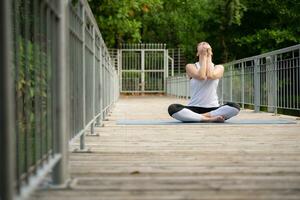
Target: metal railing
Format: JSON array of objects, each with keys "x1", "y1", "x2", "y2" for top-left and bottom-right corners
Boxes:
[
  {"x1": 110, "y1": 43, "x2": 170, "y2": 93},
  {"x1": 166, "y1": 45, "x2": 300, "y2": 115},
  {"x1": 168, "y1": 48, "x2": 187, "y2": 76},
  {"x1": 166, "y1": 76, "x2": 190, "y2": 99},
  {"x1": 1, "y1": 0, "x2": 119, "y2": 199},
  {"x1": 68, "y1": 0, "x2": 119, "y2": 148}
]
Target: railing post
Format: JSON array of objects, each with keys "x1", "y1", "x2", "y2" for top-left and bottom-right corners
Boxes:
[
  {"x1": 164, "y1": 49, "x2": 169, "y2": 93},
  {"x1": 119, "y1": 49, "x2": 122, "y2": 93},
  {"x1": 230, "y1": 65, "x2": 233, "y2": 102},
  {"x1": 241, "y1": 62, "x2": 245, "y2": 108},
  {"x1": 274, "y1": 55, "x2": 278, "y2": 114},
  {"x1": 254, "y1": 58, "x2": 261, "y2": 112},
  {"x1": 90, "y1": 26, "x2": 96, "y2": 135},
  {"x1": 267, "y1": 56, "x2": 276, "y2": 113},
  {"x1": 0, "y1": 0, "x2": 15, "y2": 199},
  {"x1": 172, "y1": 58, "x2": 174, "y2": 77},
  {"x1": 52, "y1": 0, "x2": 69, "y2": 185},
  {"x1": 141, "y1": 50, "x2": 145, "y2": 93},
  {"x1": 96, "y1": 39, "x2": 103, "y2": 127},
  {"x1": 80, "y1": 7, "x2": 86, "y2": 150},
  {"x1": 100, "y1": 43, "x2": 104, "y2": 123}
]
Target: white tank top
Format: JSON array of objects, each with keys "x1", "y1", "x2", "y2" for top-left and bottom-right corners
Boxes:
[{"x1": 188, "y1": 62, "x2": 220, "y2": 107}]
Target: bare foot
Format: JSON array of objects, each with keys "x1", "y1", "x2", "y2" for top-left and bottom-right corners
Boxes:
[
  {"x1": 210, "y1": 115, "x2": 225, "y2": 123},
  {"x1": 202, "y1": 115, "x2": 225, "y2": 123}
]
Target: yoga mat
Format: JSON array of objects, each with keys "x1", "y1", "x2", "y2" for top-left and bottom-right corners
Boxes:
[{"x1": 116, "y1": 119, "x2": 297, "y2": 125}]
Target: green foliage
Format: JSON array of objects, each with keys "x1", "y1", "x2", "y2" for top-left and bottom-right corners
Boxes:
[
  {"x1": 88, "y1": 0, "x2": 162, "y2": 47},
  {"x1": 233, "y1": 0, "x2": 300, "y2": 57},
  {"x1": 89, "y1": 0, "x2": 300, "y2": 63},
  {"x1": 16, "y1": 37, "x2": 49, "y2": 171}
]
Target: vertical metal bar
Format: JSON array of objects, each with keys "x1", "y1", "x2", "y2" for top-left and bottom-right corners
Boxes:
[
  {"x1": 274, "y1": 55, "x2": 278, "y2": 114},
  {"x1": 293, "y1": 53, "x2": 295, "y2": 109},
  {"x1": 154, "y1": 51, "x2": 156, "y2": 90},
  {"x1": 98, "y1": 38, "x2": 103, "y2": 126},
  {"x1": 0, "y1": 0, "x2": 15, "y2": 199},
  {"x1": 154, "y1": 51, "x2": 157, "y2": 91},
  {"x1": 266, "y1": 56, "x2": 275, "y2": 112},
  {"x1": 171, "y1": 57, "x2": 174, "y2": 77},
  {"x1": 296, "y1": 48, "x2": 300, "y2": 110},
  {"x1": 24, "y1": 0, "x2": 31, "y2": 181},
  {"x1": 46, "y1": 1, "x2": 51, "y2": 162},
  {"x1": 165, "y1": 49, "x2": 169, "y2": 93},
  {"x1": 80, "y1": 8, "x2": 86, "y2": 150},
  {"x1": 144, "y1": 50, "x2": 149, "y2": 91},
  {"x1": 279, "y1": 58, "x2": 282, "y2": 108},
  {"x1": 118, "y1": 49, "x2": 122, "y2": 93},
  {"x1": 283, "y1": 57, "x2": 286, "y2": 109},
  {"x1": 33, "y1": 0, "x2": 40, "y2": 172},
  {"x1": 230, "y1": 65, "x2": 233, "y2": 102},
  {"x1": 101, "y1": 45, "x2": 104, "y2": 119},
  {"x1": 254, "y1": 58, "x2": 261, "y2": 112},
  {"x1": 13, "y1": 0, "x2": 21, "y2": 193},
  {"x1": 39, "y1": 1, "x2": 47, "y2": 166},
  {"x1": 289, "y1": 58, "x2": 292, "y2": 109},
  {"x1": 120, "y1": 50, "x2": 123, "y2": 92},
  {"x1": 241, "y1": 62, "x2": 245, "y2": 108},
  {"x1": 91, "y1": 27, "x2": 95, "y2": 134},
  {"x1": 52, "y1": 0, "x2": 69, "y2": 184},
  {"x1": 141, "y1": 50, "x2": 145, "y2": 93}
]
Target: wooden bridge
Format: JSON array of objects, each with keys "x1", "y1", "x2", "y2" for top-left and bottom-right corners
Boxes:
[
  {"x1": 1, "y1": 0, "x2": 300, "y2": 199},
  {"x1": 30, "y1": 96, "x2": 300, "y2": 200}
]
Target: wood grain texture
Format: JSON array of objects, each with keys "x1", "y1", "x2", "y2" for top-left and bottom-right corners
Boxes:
[{"x1": 31, "y1": 96, "x2": 300, "y2": 200}]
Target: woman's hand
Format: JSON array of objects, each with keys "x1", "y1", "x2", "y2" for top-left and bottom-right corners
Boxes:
[
  {"x1": 207, "y1": 48, "x2": 213, "y2": 57},
  {"x1": 199, "y1": 47, "x2": 208, "y2": 59}
]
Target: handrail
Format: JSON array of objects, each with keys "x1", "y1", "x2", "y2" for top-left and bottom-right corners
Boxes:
[{"x1": 1, "y1": 0, "x2": 119, "y2": 199}]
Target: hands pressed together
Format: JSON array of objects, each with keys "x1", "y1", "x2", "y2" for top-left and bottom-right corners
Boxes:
[
  {"x1": 186, "y1": 41, "x2": 224, "y2": 80},
  {"x1": 199, "y1": 43, "x2": 213, "y2": 59}
]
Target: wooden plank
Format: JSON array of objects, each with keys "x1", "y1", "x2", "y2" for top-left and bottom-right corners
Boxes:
[{"x1": 31, "y1": 96, "x2": 300, "y2": 200}]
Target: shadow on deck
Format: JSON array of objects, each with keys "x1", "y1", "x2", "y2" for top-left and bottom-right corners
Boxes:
[{"x1": 32, "y1": 96, "x2": 300, "y2": 200}]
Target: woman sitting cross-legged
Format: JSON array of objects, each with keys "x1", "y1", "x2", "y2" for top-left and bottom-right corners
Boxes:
[{"x1": 168, "y1": 42, "x2": 240, "y2": 123}]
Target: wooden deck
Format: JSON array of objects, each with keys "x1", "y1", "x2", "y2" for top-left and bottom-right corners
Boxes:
[{"x1": 32, "y1": 96, "x2": 300, "y2": 200}]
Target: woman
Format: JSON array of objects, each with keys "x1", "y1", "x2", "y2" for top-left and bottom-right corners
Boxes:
[{"x1": 168, "y1": 42, "x2": 240, "y2": 122}]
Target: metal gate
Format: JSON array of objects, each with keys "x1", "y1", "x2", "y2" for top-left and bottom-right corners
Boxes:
[{"x1": 118, "y1": 44, "x2": 169, "y2": 93}]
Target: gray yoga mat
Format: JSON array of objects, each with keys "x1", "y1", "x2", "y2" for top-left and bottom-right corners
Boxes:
[{"x1": 116, "y1": 119, "x2": 297, "y2": 125}]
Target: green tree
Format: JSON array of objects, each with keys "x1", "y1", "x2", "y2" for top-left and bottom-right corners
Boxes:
[
  {"x1": 89, "y1": 0, "x2": 300, "y2": 63},
  {"x1": 88, "y1": 0, "x2": 162, "y2": 48},
  {"x1": 233, "y1": 0, "x2": 300, "y2": 58}
]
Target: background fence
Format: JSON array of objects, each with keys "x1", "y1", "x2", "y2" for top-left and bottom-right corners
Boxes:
[
  {"x1": 110, "y1": 43, "x2": 169, "y2": 93},
  {"x1": 166, "y1": 45, "x2": 300, "y2": 116},
  {"x1": 1, "y1": 0, "x2": 119, "y2": 199},
  {"x1": 109, "y1": 45, "x2": 187, "y2": 94}
]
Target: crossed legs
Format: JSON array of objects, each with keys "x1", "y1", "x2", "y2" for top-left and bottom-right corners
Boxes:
[{"x1": 168, "y1": 102, "x2": 240, "y2": 123}]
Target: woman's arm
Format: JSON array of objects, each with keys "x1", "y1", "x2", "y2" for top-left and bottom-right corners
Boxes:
[
  {"x1": 186, "y1": 58, "x2": 207, "y2": 80},
  {"x1": 206, "y1": 48, "x2": 224, "y2": 79},
  {"x1": 207, "y1": 64, "x2": 224, "y2": 79}
]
